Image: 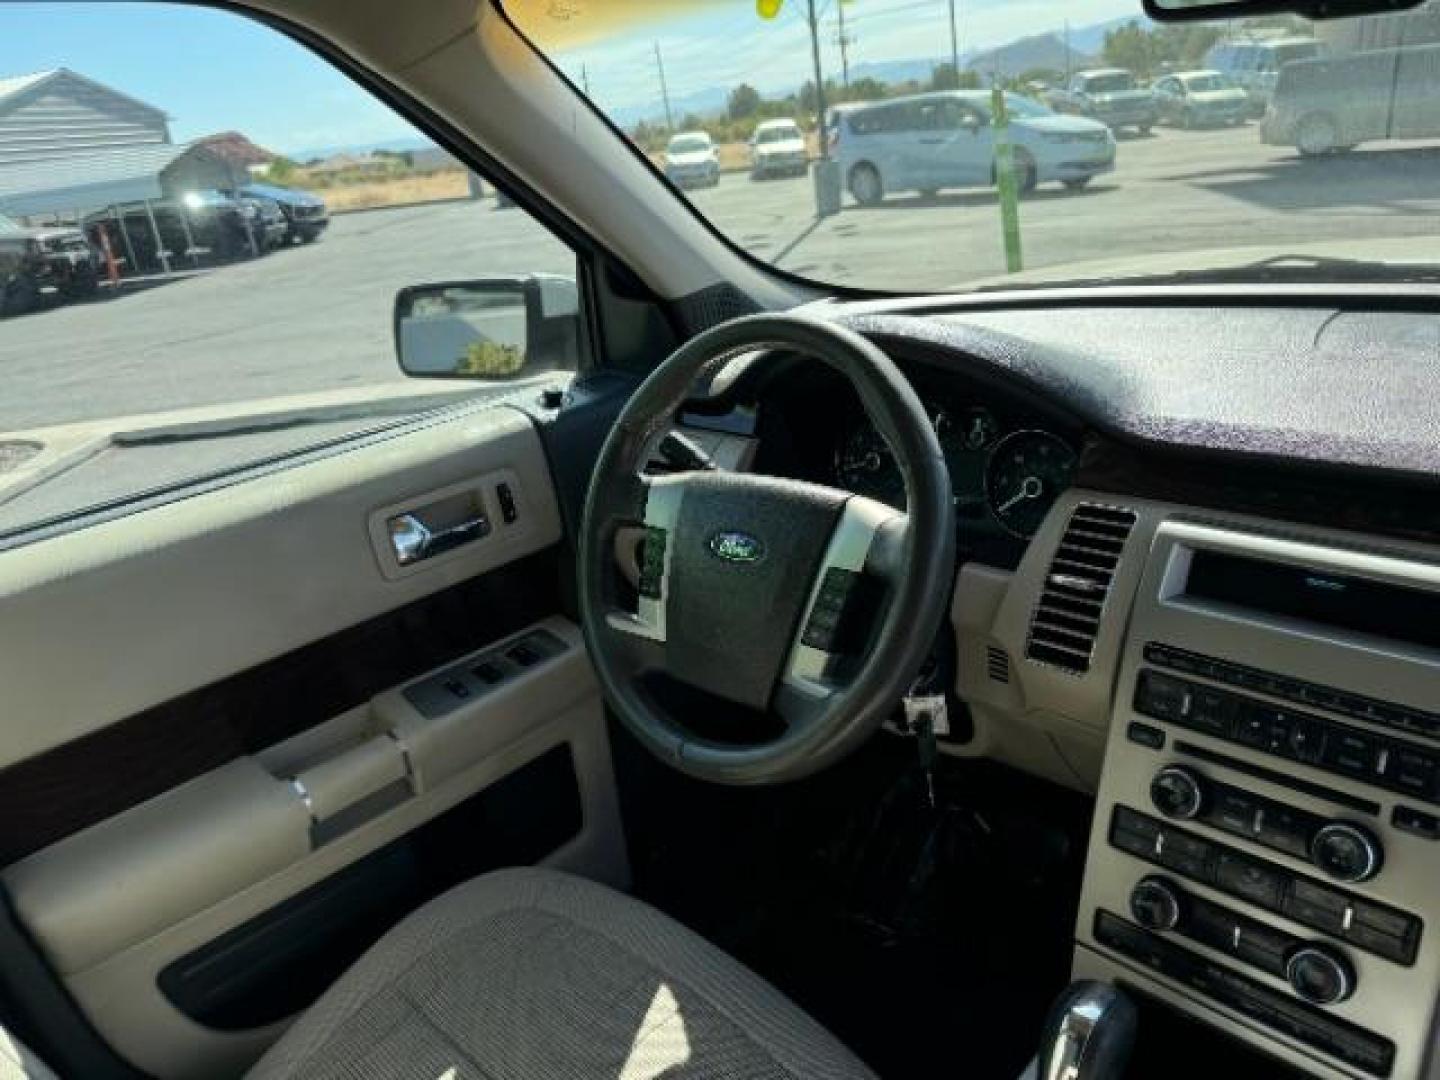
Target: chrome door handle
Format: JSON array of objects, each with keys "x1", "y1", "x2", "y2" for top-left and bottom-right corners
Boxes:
[{"x1": 388, "y1": 512, "x2": 490, "y2": 565}]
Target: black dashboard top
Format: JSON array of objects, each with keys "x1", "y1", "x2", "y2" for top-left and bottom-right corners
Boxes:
[{"x1": 831, "y1": 304, "x2": 1440, "y2": 483}]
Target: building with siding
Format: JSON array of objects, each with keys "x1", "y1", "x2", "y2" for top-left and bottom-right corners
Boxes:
[{"x1": 0, "y1": 68, "x2": 171, "y2": 169}]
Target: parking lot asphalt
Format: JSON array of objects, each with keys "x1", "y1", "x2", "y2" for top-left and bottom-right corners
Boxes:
[{"x1": 4, "y1": 122, "x2": 1440, "y2": 438}]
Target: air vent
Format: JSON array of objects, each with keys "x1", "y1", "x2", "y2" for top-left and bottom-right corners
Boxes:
[
  {"x1": 986, "y1": 646, "x2": 1011, "y2": 684},
  {"x1": 1026, "y1": 503, "x2": 1137, "y2": 674}
]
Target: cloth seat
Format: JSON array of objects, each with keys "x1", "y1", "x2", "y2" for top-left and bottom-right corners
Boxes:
[{"x1": 247, "y1": 867, "x2": 877, "y2": 1079}]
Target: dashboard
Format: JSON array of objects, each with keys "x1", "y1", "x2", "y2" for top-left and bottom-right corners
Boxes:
[{"x1": 678, "y1": 297, "x2": 1440, "y2": 1080}]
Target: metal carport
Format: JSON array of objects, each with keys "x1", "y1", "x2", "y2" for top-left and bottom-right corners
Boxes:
[{"x1": 0, "y1": 143, "x2": 245, "y2": 273}]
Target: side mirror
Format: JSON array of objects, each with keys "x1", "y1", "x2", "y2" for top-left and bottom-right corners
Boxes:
[
  {"x1": 394, "y1": 274, "x2": 580, "y2": 380},
  {"x1": 961, "y1": 114, "x2": 981, "y2": 134}
]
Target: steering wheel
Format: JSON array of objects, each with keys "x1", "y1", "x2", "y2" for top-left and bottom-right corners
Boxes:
[{"x1": 579, "y1": 314, "x2": 956, "y2": 784}]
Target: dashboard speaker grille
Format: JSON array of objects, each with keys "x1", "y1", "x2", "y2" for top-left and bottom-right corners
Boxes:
[{"x1": 1026, "y1": 503, "x2": 1136, "y2": 674}]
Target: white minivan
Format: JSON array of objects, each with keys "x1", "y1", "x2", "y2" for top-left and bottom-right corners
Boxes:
[{"x1": 832, "y1": 91, "x2": 1115, "y2": 205}]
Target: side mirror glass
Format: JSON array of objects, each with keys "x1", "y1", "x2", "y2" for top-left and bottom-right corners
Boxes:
[{"x1": 394, "y1": 275, "x2": 580, "y2": 379}]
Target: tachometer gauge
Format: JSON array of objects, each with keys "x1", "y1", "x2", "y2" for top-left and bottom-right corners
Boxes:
[
  {"x1": 835, "y1": 423, "x2": 903, "y2": 507},
  {"x1": 985, "y1": 430, "x2": 1077, "y2": 538}
]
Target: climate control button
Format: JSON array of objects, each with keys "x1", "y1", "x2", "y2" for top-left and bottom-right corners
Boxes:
[
  {"x1": 1129, "y1": 876, "x2": 1183, "y2": 931},
  {"x1": 1311, "y1": 822, "x2": 1383, "y2": 884},
  {"x1": 1286, "y1": 944, "x2": 1356, "y2": 1006},
  {"x1": 1150, "y1": 764, "x2": 1205, "y2": 821}
]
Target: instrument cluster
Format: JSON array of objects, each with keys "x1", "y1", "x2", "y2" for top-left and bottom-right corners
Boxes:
[{"x1": 833, "y1": 398, "x2": 1078, "y2": 540}]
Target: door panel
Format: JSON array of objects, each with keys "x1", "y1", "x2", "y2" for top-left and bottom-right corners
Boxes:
[{"x1": 0, "y1": 406, "x2": 630, "y2": 1079}]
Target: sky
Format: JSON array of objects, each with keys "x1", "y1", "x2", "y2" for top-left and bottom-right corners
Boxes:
[
  {"x1": 0, "y1": 3, "x2": 424, "y2": 156},
  {"x1": 519, "y1": 0, "x2": 1144, "y2": 114},
  {"x1": 0, "y1": 0, "x2": 1144, "y2": 155}
]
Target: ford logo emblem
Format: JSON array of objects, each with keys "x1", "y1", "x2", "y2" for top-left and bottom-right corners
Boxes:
[{"x1": 708, "y1": 530, "x2": 765, "y2": 563}]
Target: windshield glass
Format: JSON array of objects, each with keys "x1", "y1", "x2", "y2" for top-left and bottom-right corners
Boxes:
[
  {"x1": 757, "y1": 124, "x2": 801, "y2": 143},
  {"x1": 509, "y1": 1, "x2": 1440, "y2": 293},
  {"x1": 998, "y1": 93, "x2": 1052, "y2": 119},
  {"x1": 1083, "y1": 73, "x2": 1135, "y2": 93},
  {"x1": 1182, "y1": 73, "x2": 1229, "y2": 92},
  {"x1": 668, "y1": 135, "x2": 712, "y2": 153}
]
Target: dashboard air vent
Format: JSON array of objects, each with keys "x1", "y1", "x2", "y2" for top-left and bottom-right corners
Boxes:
[
  {"x1": 986, "y1": 646, "x2": 1011, "y2": 684},
  {"x1": 1026, "y1": 504, "x2": 1137, "y2": 674}
]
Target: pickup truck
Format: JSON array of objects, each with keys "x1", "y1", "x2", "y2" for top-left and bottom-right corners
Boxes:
[
  {"x1": 1049, "y1": 68, "x2": 1158, "y2": 135},
  {"x1": 0, "y1": 213, "x2": 99, "y2": 317}
]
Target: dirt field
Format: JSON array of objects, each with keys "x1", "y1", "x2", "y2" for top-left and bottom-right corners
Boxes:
[{"x1": 305, "y1": 168, "x2": 473, "y2": 212}]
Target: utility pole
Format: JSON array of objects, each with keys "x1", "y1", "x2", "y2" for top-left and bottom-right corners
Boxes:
[
  {"x1": 836, "y1": 1, "x2": 853, "y2": 88},
  {"x1": 653, "y1": 41, "x2": 674, "y2": 132},
  {"x1": 948, "y1": 0, "x2": 961, "y2": 87},
  {"x1": 1064, "y1": 20, "x2": 1072, "y2": 82},
  {"x1": 806, "y1": 0, "x2": 829, "y2": 159},
  {"x1": 581, "y1": 63, "x2": 590, "y2": 96}
]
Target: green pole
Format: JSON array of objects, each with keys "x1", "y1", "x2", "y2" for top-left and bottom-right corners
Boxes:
[{"x1": 991, "y1": 86, "x2": 1023, "y2": 273}]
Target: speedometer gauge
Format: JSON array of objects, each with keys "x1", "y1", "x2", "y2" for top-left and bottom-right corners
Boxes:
[{"x1": 985, "y1": 430, "x2": 1077, "y2": 538}]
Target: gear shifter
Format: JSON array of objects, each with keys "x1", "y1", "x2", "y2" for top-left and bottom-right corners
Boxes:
[{"x1": 1035, "y1": 980, "x2": 1137, "y2": 1080}]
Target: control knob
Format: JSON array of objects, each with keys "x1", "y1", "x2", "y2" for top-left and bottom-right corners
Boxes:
[
  {"x1": 1150, "y1": 764, "x2": 1205, "y2": 821},
  {"x1": 1310, "y1": 822, "x2": 1382, "y2": 884},
  {"x1": 1286, "y1": 944, "x2": 1356, "y2": 1006},
  {"x1": 1129, "y1": 876, "x2": 1183, "y2": 932}
]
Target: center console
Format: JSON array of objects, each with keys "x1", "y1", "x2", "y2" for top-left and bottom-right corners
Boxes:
[{"x1": 1072, "y1": 514, "x2": 1440, "y2": 1079}]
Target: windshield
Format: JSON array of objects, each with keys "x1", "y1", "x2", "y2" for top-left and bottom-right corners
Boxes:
[
  {"x1": 510, "y1": 1, "x2": 1440, "y2": 293},
  {"x1": 757, "y1": 124, "x2": 801, "y2": 143},
  {"x1": 1082, "y1": 73, "x2": 1135, "y2": 93},
  {"x1": 668, "y1": 135, "x2": 712, "y2": 153},
  {"x1": 1275, "y1": 41, "x2": 1322, "y2": 64},
  {"x1": 1182, "y1": 73, "x2": 1229, "y2": 92},
  {"x1": 999, "y1": 93, "x2": 1053, "y2": 119}
]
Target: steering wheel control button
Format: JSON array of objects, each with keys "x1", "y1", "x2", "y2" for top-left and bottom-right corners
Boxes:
[
  {"x1": 1130, "y1": 876, "x2": 1182, "y2": 931},
  {"x1": 1151, "y1": 765, "x2": 1205, "y2": 821},
  {"x1": 1286, "y1": 945, "x2": 1356, "y2": 1006},
  {"x1": 637, "y1": 527, "x2": 667, "y2": 600},
  {"x1": 1311, "y1": 822, "x2": 1382, "y2": 883}
]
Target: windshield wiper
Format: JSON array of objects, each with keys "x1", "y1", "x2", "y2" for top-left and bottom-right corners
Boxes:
[{"x1": 979, "y1": 254, "x2": 1440, "y2": 291}]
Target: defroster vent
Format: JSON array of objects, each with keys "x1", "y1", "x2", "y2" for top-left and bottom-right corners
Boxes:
[{"x1": 1026, "y1": 504, "x2": 1136, "y2": 674}]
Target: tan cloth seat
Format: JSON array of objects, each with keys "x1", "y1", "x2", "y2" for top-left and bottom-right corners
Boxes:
[{"x1": 247, "y1": 867, "x2": 876, "y2": 1080}]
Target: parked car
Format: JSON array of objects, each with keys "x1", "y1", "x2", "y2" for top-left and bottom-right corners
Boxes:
[
  {"x1": 1152, "y1": 70, "x2": 1250, "y2": 128},
  {"x1": 1049, "y1": 69, "x2": 1158, "y2": 135},
  {"x1": 1205, "y1": 36, "x2": 1326, "y2": 116},
  {"x1": 0, "y1": 212, "x2": 99, "y2": 316},
  {"x1": 1261, "y1": 43, "x2": 1440, "y2": 156},
  {"x1": 238, "y1": 193, "x2": 289, "y2": 250},
  {"x1": 662, "y1": 131, "x2": 720, "y2": 189},
  {"x1": 748, "y1": 119, "x2": 809, "y2": 180},
  {"x1": 833, "y1": 91, "x2": 1115, "y2": 205},
  {"x1": 240, "y1": 182, "x2": 330, "y2": 244},
  {"x1": 84, "y1": 192, "x2": 257, "y2": 273}
]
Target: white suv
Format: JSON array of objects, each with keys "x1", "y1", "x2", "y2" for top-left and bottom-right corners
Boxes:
[
  {"x1": 662, "y1": 131, "x2": 720, "y2": 189},
  {"x1": 749, "y1": 119, "x2": 809, "y2": 180}
]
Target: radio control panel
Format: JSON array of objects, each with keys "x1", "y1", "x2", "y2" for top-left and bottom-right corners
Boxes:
[{"x1": 1074, "y1": 515, "x2": 1440, "y2": 1080}]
